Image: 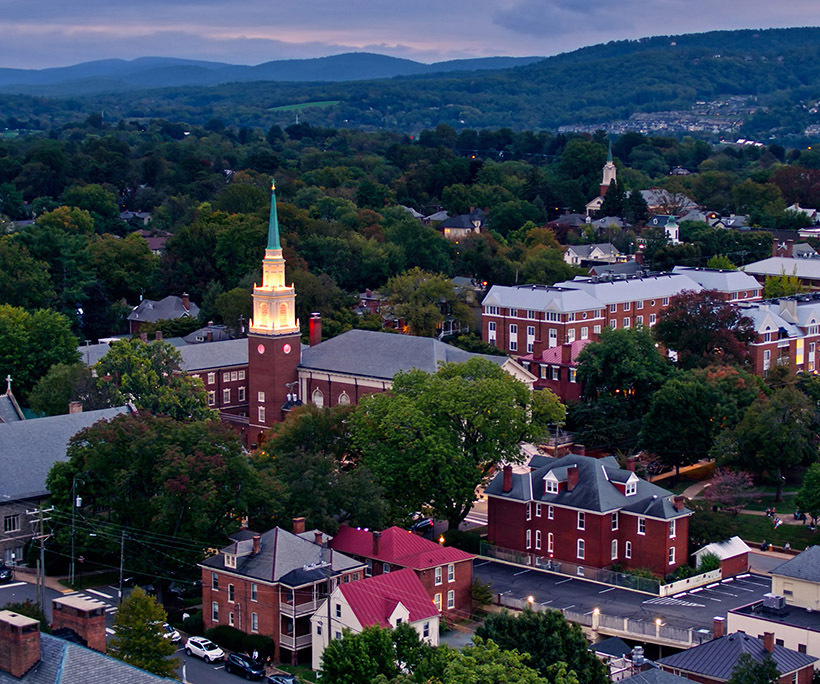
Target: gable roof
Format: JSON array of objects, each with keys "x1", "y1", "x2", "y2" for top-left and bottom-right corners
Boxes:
[
  {"x1": 566, "y1": 243, "x2": 619, "y2": 259},
  {"x1": 0, "y1": 407, "x2": 132, "y2": 502},
  {"x1": 695, "y1": 536, "x2": 751, "y2": 561},
  {"x1": 200, "y1": 527, "x2": 363, "y2": 588},
  {"x1": 553, "y1": 273, "x2": 702, "y2": 305},
  {"x1": 482, "y1": 285, "x2": 603, "y2": 313},
  {"x1": 484, "y1": 453, "x2": 690, "y2": 519},
  {"x1": 127, "y1": 295, "x2": 199, "y2": 324},
  {"x1": 330, "y1": 526, "x2": 473, "y2": 570},
  {"x1": 657, "y1": 631, "x2": 817, "y2": 681},
  {"x1": 671, "y1": 267, "x2": 761, "y2": 294},
  {"x1": 299, "y1": 329, "x2": 506, "y2": 381},
  {"x1": 620, "y1": 669, "x2": 693, "y2": 684},
  {"x1": 0, "y1": 632, "x2": 176, "y2": 684},
  {"x1": 770, "y1": 546, "x2": 820, "y2": 583},
  {"x1": 592, "y1": 636, "x2": 632, "y2": 658},
  {"x1": 339, "y1": 568, "x2": 438, "y2": 629},
  {"x1": 0, "y1": 390, "x2": 25, "y2": 423},
  {"x1": 745, "y1": 256, "x2": 820, "y2": 280}
]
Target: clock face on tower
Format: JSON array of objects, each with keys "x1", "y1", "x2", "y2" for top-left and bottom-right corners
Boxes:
[
  {"x1": 257, "y1": 344, "x2": 265, "y2": 355},
  {"x1": 283, "y1": 343, "x2": 291, "y2": 354}
]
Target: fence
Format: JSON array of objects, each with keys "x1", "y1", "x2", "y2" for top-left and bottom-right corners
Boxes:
[{"x1": 658, "y1": 568, "x2": 722, "y2": 597}]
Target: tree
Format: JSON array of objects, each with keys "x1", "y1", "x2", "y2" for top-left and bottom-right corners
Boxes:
[
  {"x1": 705, "y1": 254, "x2": 737, "y2": 270},
  {"x1": 2, "y1": 600, "x2": 50, "y2": 634},
  {"x1": 383, "y1": 267, "x2": 472, "y2": 338},
  {"x1": 0, "y1": 305, "x2": 79, "y2": 402},
  {"x1": 703, "y1": 469, "x2": 757, "y2": 515},
  {"x1": 598, "y1": 180, "x2": 625, "y2": 218},
  {"x1": 108, "y1": 587, "x2": 178, "y2": 678},
  {"x1": 764, "y1": 271, "x2": 802, "y2": 298},
  {"x1": 95, "y1": 337, "x2": 214, "y2": 420},
  {"x1": 796, "y1": 462, "x2": 820, "y2": 526},
  {"x1": 28, "y1": 361, "x2": 114, "y2": 416},
  {"x1": 624, "y1": 190, "x2": 649, "y2": 225},
  {"x1": 86, "y1": 232, "x2": 157, "y2": 302},
  {"x1": 654, "y1": 290, "x2": 756, "y2": 369},
  {"x1": 0, "y1": 237, "x2": 55, "y2": 310},
  {"x1": 352, "y1": 358, "x2": 561, "y2": 528},
  {"x1": 476, "y1": 609, "x2": 607, "y2": 684},
  {"x1": 443, "y1": 636, "x2": 550, "y2": 684},
  {"x1": 726, "y1": 653, "x2": 780, "y2": 684},
  {"x1": 715, "y1": 386, "x2": 817, "y2": 501}
]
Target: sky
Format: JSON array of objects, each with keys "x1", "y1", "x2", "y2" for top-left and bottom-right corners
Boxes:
[{"x1": 0, "y1": 0, "x2": 817, "y2": 69}]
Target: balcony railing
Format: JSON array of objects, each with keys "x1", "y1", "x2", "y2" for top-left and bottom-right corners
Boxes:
[
  {"x1": 280, "y1": 598, "x2": 322, "y2": 617},
  {"x1": 279, "y1": 633, "x2": 312, "y2": 650}
]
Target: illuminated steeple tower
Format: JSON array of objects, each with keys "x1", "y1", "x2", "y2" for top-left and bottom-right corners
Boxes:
[
  {"x1": 248, "y1": 179, "x2": 301, "y2": 441},
  {"x1": 600, "y1": 138, "x2": 616, "y2": 196}
]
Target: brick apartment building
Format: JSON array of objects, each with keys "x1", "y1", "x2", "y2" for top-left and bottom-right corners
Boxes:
[
  {"x1": 329, "y1": 526, "x2": 474, "y2": 621},
  {"x1": 199, "y1": 520, "x2": 365, "y2": 664},
  {"x1": 485, "y1": 454, "x2": 691, "y2": 576}
]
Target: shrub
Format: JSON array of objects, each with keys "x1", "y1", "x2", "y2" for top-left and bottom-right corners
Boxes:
[
  {"x1": 204, "y1": 625, "x2": 275, "y2": 659},
  {"x1": 472, "y1": 578, "x2": 494, "y2": 607},
  {"x1": 183, "y1": 610, "x2": 204, "y2": 636},
  {"x1": 442, "y1": 528, "x2": 483, "y2": 554},
  {"x1": 697, "y1": 551, "x2": 721, "y2": 573}
]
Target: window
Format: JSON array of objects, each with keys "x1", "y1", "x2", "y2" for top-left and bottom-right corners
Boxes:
[
  {"x1": 567, "y1": 328, "x2": 576, "y2": 343},
  {"x1": 335, "y1": 631, "x2": 341, "y2": 640},
  {"x1": 447, "y1": 590, "x2": 455, "y2": 609},
  {"x1": 548, "y1": 505, "x2": 554, "y2": 519},
  {"x1": 312, "y1": 388, "x2": 324, "y2": 407},
  {"x1": 637, "y1": 300, "x2": 644, "y2": 310},
  {"x1": 207, "y1": 372, "x2": 215, "y2": 384},
  {"x1": 668, "y1": 547, "x2": 676, "y2": 565},
  {"x1": 610, "y1": 320, "x2": 617, "y2": 329},
  {"x1": 546, "y1": 312, "x2": 560, "y2": 322},
  {"x1": 649, "y1": 314, "x2": 656, "y2": 326},
  {"x1": 569, "y1": 369, "x2": 578, "y2": 384},
  {"x1": 763, "y1": 331, "x2": 774, "y2": 343},
  {"x1": 581, "y1": 326, "x2": 589, "y2": 339},
  {"x1": 251, "y1": 613, "x2": 258, "y2": 632},
  {"x1": 551, "y1": 366, "x2": 559, "y2": 381},
  {"x1": 212, "y1": 602, "x2": 219, "y2": 622},
  {"x1": 811, "y1": 342, "x2": 817, "y2": 371},
  {"x1": 798, "y1": 644, "x2": 807, "y2": 654},
  {"x1": 527, "y1": 326, "x2": 535, "y2": 353},
  {"x1": 485, "y1": 305, "x2": 499, "y2": 315},
  {"x1": 669, "y1": 519, "x2": 676, "y2": 539},
  {"x1": 638, "y1": 517, "x2": 646, "y2": 535},
  {"x1": 547, "y1": 532, "x2": 554, "y2": 553},
  {"x1": 650, "y1": 300, "x2": 656, "y2": 307},
  {"x1": 540, "y1": 365, "x2": 548, "y2": 379},
  {"x1": 383, "y1": 563, "x2": 391, "y2": 573},
  {"x1": 212, "y1": 573, "x2": 219, "y2": 590},
  {"x1": 423, "y1": 622, "x2": 430, "y2": 639},
  {"x1": 258, "y1": 406, "x2": 265, "y2": 423},
  {"x1": 611, "y1": 512, "x2": 618, "y2": 530},
  {"x1": 257, "y1": 391, "x2": 265, "y2": 402},
  {"x1": 338, "y1": 392, "x2": 350, "y2": 405},
  {"x1": 509, "y1": 324, "x2": 518, "y2": 352},
  {"x1": 238, "y1": 370, "x2": 245, "y2": 380},
  {"x1": 567, "y1": 312, "x2": 576, "y2": 322},
  {"x1": 335, "y1": 603, "x2": 342, "y2": 618},
  {"x1": 577, "y1": 539, "x2": 585, "y2": 559},
  {"x1": 3, "y1": 515, "x2": 20, "y2": 534},
  {"x1": 510, "y1": 309, "x2": 518, "y2": 317},
  {"x1": 763, "y1": 349, "x2": 771, "y2": 371},
  {"x1": 527, "y1": 310, "x2": 537, "y2": 319},
  {"x1": 251, "y1": 583, "x2": 258, "y2": 601},
  {"x1": 525, "y1": 529, "x2": 532, "y2": 549},
  {"x1": 225, "y1": 554, "x2": 236, "y2": 569},
  {"x1": 623, "y1": 302, "x2": 631, "y2": 311},
  {"x1": 594, "y1": 325, "x2": 602, "y2": 334},
  {"x1": 230, "y1": 371, "x2": 238, "y2": 381},
  {"x1": 636, "y1": 315, "x2": 643, "y2": 325},
  {"x1": 222, "y1": 388, "x2": 230, "y2": 404},
  {"x1": 238, "y1": 387, "x2": 246, "y2": 402},
  {"x1": 535, "y1": 503, "x2": 542, "y2": 517},
  {"x1": 366, "y1": 559, "x2": 373, "y2": 576},
  {"x1": 810, "y1": 325, "x2": 819, "y2": 336},
  {"x1": 625, "y1": 541, "x2": 632, "y2": 559},
  {"x1": 663, "y1": 296, "x2": 669, "y2": 306},
  {"x1": 625, "y1": 480, "x2": 637, "y2": 496},
  {"x1": 526, "y1": 502, "x2": 532, "y2": 521},
  {"x1": 448, "y1": 564, "x2": 455, "y2": 582},
  {"x1": 228, "y1": 584, "x2": 235, "y2": 602},
  {"x1": 488, "y1": 321, "x2": 496, "y2": 342},
  {"x1": 223, "y1": 372, "x2": 230, "y2": 383},
  {"x1": 4, "y1": 547, "x2": 22, "y2": 565},
  {"x1": 207, "y1": 391, "x2": 215, "y2": 406},
  {"x1": 623, "y1": 318, "x2": 631, "y2": 328},
  {"x1": 535, "y1": 530, "x2": 542, "y2": 550},
  {"x1": 577, "y1": 511, "x2": 585, "y2": 530},
  {"x1": 546, "y1": 479, "x2": 558, "y2": 494},
  {"x1": 609, "y1": 304, "x2": 617, "y2": 313},
  {"x1": 611, "y1": 540, "x2": 618, "y2": 560},
  {"x1": 434, "y1": 593, "x2": 442, "y2": 611},
  {"x1": 228, "y1": 613, "x2": 234, "y2": 626},
  {"x1": 435, "y1": 567, "x2": 442, "y2": 585},
  {"x1": 549, "y1": 328, "x2": 558, "y2": 348}
]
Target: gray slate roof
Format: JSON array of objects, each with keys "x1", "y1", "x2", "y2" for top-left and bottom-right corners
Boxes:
[
  {"x1": 671, "y1": 266, "x2": 761, "y2": 293},
  {"x1": 554, "y1": 273, "x2": 702, "y2": 305},
  {"x1": 127, "y1": 295, "x2": 199, "y2": 323},
  {"x1": 178, "y1": 339, "x2": 247, "y2": 371},
  {"x1": 745, "y1": 256, "x2": 820, "y2": 280},
  {"x1": 657, "y1": 631, "x2": 817, "y2": 680},
  {"x1": 0, "y1": 633, "x2": 176, "y2": 684},
  {"x1": 485, "y1": 454, "x2": 691, "y2": 519},
  {"x1": 770, "y1": 545, "x2": 820, "y2": 583},
  {"x1": 0, "y1": 407, "x2": 131, "y2": 501},
  {"x1": 482, "y1": 285, "x2": 603, "y2": 313},
  {"x1": 592, "y1": 636, "x2": 631, "y2": 657},
  {"x1": 0, "y1": 391, "x2": 25, "y2": 423},
  {"x1": 201, "y1": 527, "x2": 363, "y2": 588},
  {"x1": 299, "y1": 329, "x2": 505, "y2": 381},
  {"x1": 620, "y1": 669, "x2": 692, "y2": 684}
]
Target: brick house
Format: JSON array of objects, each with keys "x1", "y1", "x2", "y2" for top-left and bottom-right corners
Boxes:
[
  {"x1": 310, "y1": 568, "x2": 439, "y2": 670},
  {"x1": 517, "y1": 339, "x2": 592, "y2": 402},
  {"x1": 329, "y1": 526, "x2": 474, "y2": 621},
  {"x1": 199, "y1": 520, "x2": 365, "y2": 665},
  {"x1": 657, "y1": 623, "x2": 816, "y2": 684},
  {"x1": 127, "y1": 293, "x2": 198, "y2": 335},
  {"x1": 485, "y1": 454, "x2": 692, "y2": 576}
]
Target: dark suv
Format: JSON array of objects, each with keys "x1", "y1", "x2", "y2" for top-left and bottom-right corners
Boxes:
[
  {"x1": 0, "y1": 564, "x2": 12, "y2": 584},
  {"x1": 225, "y1": 653, "x2": 265, "y2": 680}
]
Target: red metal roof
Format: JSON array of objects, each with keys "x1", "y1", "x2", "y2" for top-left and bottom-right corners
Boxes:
[
  {"x1": 329, "y1": 526, "x2": 473, "y2": 570},
  {"x1": 520, "y1": 339, "x2": 592, "y2": 366},
  {"x1": 339, "y1": 568, "x2": 439, "y2": 628}
]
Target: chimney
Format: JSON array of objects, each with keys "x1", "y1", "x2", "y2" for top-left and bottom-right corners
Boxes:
[
  {"x1": 531, "y1": 338, "x2": 546, "y2": 359},
  {"x1": 292, "y1": 517, "x2": 306, "y2": 535},
  {"x1": 52, "y1": 595, "x2": 106, "y2": 653},
  {"x1": 252, "y1": 534, "x2": 261, "y2": 556},
  {"x1": 713, "y1": 616, "x2": 725, "y2": 639},
  {"x1": 502, "y1": 465, "x2": 513, "y2": 493},
  {"x1": 154, "y1": 330, "x2": 163, "y2": 341},
  {"x1": 573, "y1": 444, "x2": 586, "y2": 457},
  {"x1": 0, "y1": 610, "x2": 40, "y2": 677},
  {"x1": 626, "y1": 457, "x2": 636, "y2": 472},
  {"x1": 561, "y1": 342, "x2": 573, "y2": 365},
  {"x1": 567, "y1": 465, "x2": 579, "y2": 491},
  {"x1": 763, "y1": 632, "x2": 775, "y2": 653},
  {"x1": 206, "y1": 331, "x2": 213, "y2": 343},
  {"x1": 786, "y1": 240, "x2": 794, "y2": 258},
  {"x1": 635, "y1": 249, "x2": 645, "y2": 266},
  {"x1": 314, "y1": 530, "x2": 323, "y2": 546},
  {"x1": 139, "y1": 332, "x2": 148, "y2": 342},
  {"x1": 68, "y1": 401, "x2": 83, "y2": 414},
  {"x1": 181, "y1": 292, "x2": 190, "y2": 311},
  {"x1": 372, "y1": 531, "x2": 382, "y2": 556},
  {"x1": 309, "y1": 313, "x2": 322, "y2": 347},
  {"x1": 673, "y1": 495, "x2": 686, "y2": 511},
  {"x1": 772, "y1": 237, "x2": 778, "y2": 257}
]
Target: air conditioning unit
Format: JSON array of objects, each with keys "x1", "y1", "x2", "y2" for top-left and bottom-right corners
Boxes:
[{"x1": 762, "y1": 593, "x2": 787, "y2": 614}]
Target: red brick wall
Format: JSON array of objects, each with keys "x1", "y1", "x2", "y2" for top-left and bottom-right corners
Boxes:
[
  {"x1": 302, "y1": 376, "x2": 387, "y2": 408},
  {"x1": 248, "y1": 331, "x2": 301, "y2": 433},
  {"x1": 0, "y1": 617, "x2": 39, "y2": 678},
  {"x1": 415, "y1": 560, "x2": 473, "y2": 620},
  {"x1": 51, "y1": 603, "x2": 106, "y2": 653},
  {"x1": 720, "y1": 553, "x2": 749, "y2": 577}
]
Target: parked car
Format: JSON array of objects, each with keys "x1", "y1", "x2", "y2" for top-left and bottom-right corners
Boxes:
[
  {"x1": 184, "y1": 636, "x2": 224, "y2": 663},
  {"x1": 225, "y1": 652, "x2": 265, "y2": 680},
  {"x1": 0, "y1": 564, "x2": 12, "y2": 584},
  {"x1": 268, "y1": 675, "x2": 300, "y2": 684},
  {"x1": 409, "y1": 517, "x2": 434, "y2": 536},
  {"x1": 168, "y1": 580, "x2": 201, "y2": 599},
  {"x1": 162, "y1": 623, "x2": 181, "y2": 643}
]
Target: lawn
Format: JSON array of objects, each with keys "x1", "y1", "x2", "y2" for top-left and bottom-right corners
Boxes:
[
  {"x1": 711, "y1": 511, "x2": 818, "y2": 550},
  {"x1": 278, "y1": 664, "x2": 318, "y2": 682},
  {"x1": 58, "y1": 569, "x2": 121, "y2": 591},
  {"x1": 743, "y1": 493, "x2": 798, "y2": 513}
]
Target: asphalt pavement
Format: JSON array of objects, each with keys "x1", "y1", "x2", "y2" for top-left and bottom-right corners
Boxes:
[{"x1": 475, "y1": 559, "x2": 772, "y2": 632}]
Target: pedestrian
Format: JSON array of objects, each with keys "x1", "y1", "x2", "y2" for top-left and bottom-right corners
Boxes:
[
  {"x1": 766, "y1": 507, "x2": 772, "y2": 518},
  {"x1": 784, "y1": 541, "x2": 791, "y2": 551},
  {"x1": 761, "y1": 539, "x2": 769, "y2": 551},
  {"x1": 252, "y1": 649, "x2": 259, "y2": 662}
]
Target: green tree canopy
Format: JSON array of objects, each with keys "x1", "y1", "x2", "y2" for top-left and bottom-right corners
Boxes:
[
  {"x1": 795, "y1": 462, "x2": 820, "y2": 526},
  {"x1": 443, "y1": 636, "x2": 551, "y2": 684},
  {"x1": 108, "y1": 586, "x2": 177, "y2": 678},
  {"x1": 0, "y1": 237, "x2": 56, "y2": 310},
  {"x1": 726, "y1": 653, "x2": 780, "y2": 684},
  {"x1": 28, "y1": 361, "x2": 114, "y2": 416}
]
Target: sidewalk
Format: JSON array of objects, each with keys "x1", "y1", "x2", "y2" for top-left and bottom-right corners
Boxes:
[{"x1": 13, "y1": 568, "x2": 75, "y2": 594}]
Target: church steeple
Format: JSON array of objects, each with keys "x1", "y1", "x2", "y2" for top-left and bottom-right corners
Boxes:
[
  {"x1": 607, "y1": 137, "x2": 613, "y2": 164},
  {"x1": 267, "y1": 179, "x2": 281, "y2": 251},
  {"x1": 600, "y1": 138, "x2": 617, "y2": 197}
]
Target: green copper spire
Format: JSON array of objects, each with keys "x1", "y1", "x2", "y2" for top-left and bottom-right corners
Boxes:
[
  {"x1": 607, "y1": 137, "x2": 613, "y2": 163},
  {"x1": 267, "y1": 178, "x2": 281, "y2": 250}
]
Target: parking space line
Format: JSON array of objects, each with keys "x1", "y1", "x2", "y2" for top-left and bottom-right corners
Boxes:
[
  {"x1": 0, "y1": 582, "x2": 26, "y2": 590},
  {"x1": 599, "y1": 587, "x2": 615, "y2": 594},
  {"x1": 562, "y1": 604, "x2": 576, "y2": 610},
  {"x1": 513, "y1": 569, "x2": 531, "y2": 576},
  {"x1": 540, "y1": 600, "x2": 553, "y2": 606},
  {"x1": 556, "y1": 578, "x2": 573, "y2": 585},
  {"x1": 475, "y1": 561, "x2": 490, "y2": 567}
]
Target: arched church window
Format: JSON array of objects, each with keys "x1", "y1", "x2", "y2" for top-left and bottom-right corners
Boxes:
[
  {"x1": 312, "y1": 388, "x2": 324, "y2": 408},
  {"x1": 279, "y1": 303, "x2": 288, "y2": 326},
  {"x1": 338, "y1": 392, "x2": 350, "y2": 405}
]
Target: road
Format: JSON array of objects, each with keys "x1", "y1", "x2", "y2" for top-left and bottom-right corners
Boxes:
[{"x1": 475, "y1": 559, "x2": 772, "y2": 632}]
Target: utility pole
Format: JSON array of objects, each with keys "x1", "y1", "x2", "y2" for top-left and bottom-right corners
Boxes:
[
  {"x1": 70, "y1": 477, "x2": 83, "y2": 588},
  {"x1": 118, "y1": 530, "x2": 125, "y2": 605},
  {"x1": 27, "y1": 506, "x2": 53, "y2": 611}
]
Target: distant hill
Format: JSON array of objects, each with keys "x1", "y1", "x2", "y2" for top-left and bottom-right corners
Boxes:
[
  {"x1": 4, "y1": 27, "x2": 820, "y2": 142},
  {"x1": 0, "y1": 53, "x2": 545, "y2": 96}
]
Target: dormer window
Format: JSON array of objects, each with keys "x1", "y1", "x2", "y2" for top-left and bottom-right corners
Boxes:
[
  {"x1": 546, "y1": 480, "x2": 558, "y2": 494},
  {"x1": 625, "y1": 480, "x2": 637, "y2": 496},
  {"x1": 225, "y1": 554, "x2": 236, "y2": 569}
]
